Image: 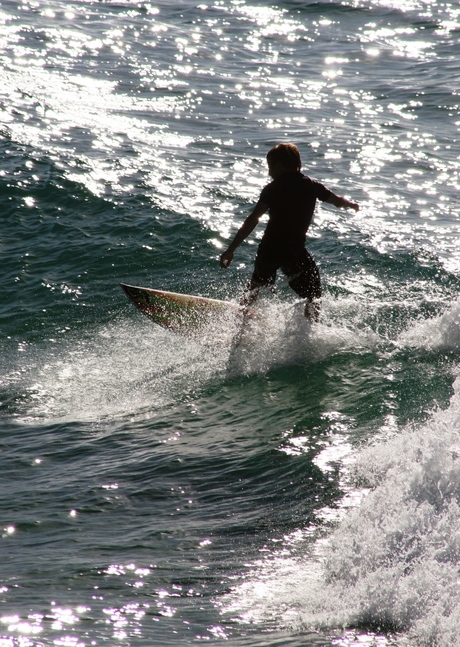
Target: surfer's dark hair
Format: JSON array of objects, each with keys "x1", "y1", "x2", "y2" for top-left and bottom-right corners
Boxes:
[{"x1": 266, "y1": 143, "x2": 301, "y2": 171}]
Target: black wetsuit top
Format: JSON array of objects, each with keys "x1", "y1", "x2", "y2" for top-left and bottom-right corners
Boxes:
[{"x1": 258, "y1": 171, "x2": 331, "y2": 263}]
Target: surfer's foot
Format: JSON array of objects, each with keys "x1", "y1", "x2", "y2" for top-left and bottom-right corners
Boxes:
[
  {"x1": 304, "y1": 300, "x2": 320, "y2": 322},
  {"x1": 241, "y1": 305, "x2": 257, "y2": 321},
  {"x1": 240, "y1": 285, "x2": 259, "y2": 310}
]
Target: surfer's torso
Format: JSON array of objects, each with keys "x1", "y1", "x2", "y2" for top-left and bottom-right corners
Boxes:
[{"x1": 258, "y1": 171, "x2": 331, "y2": 262}]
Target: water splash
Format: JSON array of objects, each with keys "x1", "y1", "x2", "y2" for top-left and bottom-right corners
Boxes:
[
  {"x1": 228, "y1": 296, "x2": 384, "y2": 376},
  {"x1": 398, "y1": 297, "x2": 460, "y2": 352},
  {"x1": 222, "y1": 374, "x2": 460, "y2": 647},
  {"x1": 3, "y1": 314, "x2": 237, "y2": 424}
]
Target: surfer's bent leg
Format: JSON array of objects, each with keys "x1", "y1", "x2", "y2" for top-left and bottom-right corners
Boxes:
[
  {"x1": 241, "y1": 255, "x2": 277, "y2": 311},
  {"x1": 283, "y1": 249, "x2": 322, "y2": 322}
]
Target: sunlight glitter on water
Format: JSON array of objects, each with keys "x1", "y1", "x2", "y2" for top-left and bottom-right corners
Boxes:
[
  {"x1": 3, "y1": 0, "x2": 457, "y2": 269},
  {"x1": 2, "y1": 3, "x2": 460, "y2": 647}
]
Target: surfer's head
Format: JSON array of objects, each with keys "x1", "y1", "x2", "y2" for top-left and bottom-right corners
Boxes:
[{"x1": 266, "y1": 143, "x2": 301, "y2": 178}]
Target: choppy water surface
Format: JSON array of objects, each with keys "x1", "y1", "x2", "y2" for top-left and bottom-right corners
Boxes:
[{"x1": 1, "y1": 0, "x2": 460, "y2": 645}]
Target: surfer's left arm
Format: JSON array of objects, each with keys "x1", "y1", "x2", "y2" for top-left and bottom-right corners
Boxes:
[
  {"x1": 325, "y1": 192, "x2": 359, "y2": 212},
  {"x1": 220, "y1": 200, "x2": 268, "y2": 268}
]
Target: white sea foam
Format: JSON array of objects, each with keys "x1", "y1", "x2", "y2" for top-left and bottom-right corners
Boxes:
[
  {"x1": 398, "y1": 298, "x2": 460, "y2": 352},
  {"x1": 6, "y1": 293, "x2": 384, "y2": 423},
  {"x1": 227, "y1": 296, "x2": 382, "y2": 376},
  {"x1": 314, "y1": 376, "x2": 460, "y2": 645},
  {"x1": 223, "y1": 372, "x2": 460, "y2": 646},
  {"x1": 7, "y1": 313, "x2": 238, "y2": 424}
]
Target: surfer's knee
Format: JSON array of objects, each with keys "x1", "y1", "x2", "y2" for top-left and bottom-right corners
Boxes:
[{"x1": 289, "y1": 273, "x2": 322, "y2": 302}]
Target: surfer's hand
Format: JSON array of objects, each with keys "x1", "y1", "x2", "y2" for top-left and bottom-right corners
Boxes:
[{"x1": 220, "y1": 250, "x2": 233, "y2": 268}]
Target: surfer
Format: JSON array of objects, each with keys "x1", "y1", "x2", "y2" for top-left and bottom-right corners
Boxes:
[{"x1": 219, "y1": 143, "x2": 359, "y2": 321}]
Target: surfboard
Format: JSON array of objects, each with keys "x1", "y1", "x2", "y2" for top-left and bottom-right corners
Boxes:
[{"x1": 120, "y1": 283, "x2": 240, "y2": 333}]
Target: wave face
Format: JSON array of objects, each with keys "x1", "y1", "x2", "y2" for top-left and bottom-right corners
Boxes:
[{"x1": 1, "y1": 1, "x2": 460, "y2": 645}]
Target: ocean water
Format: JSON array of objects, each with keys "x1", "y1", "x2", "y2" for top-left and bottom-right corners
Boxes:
[{"x1": 1, "y1": 0, "x2": 460, "y2": 645}]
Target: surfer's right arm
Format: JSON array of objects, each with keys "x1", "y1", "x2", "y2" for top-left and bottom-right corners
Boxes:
[
  {"x1": 325, "y1": 191, "x2": 359, "y2": 212},
  {"x1": 220, "y1": 201, "x2": 268, "y2": 268}
]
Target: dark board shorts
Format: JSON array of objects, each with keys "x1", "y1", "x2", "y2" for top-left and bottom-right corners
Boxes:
[{"x1": 251, "y1": 247, "x2": 322, "y2": 301}]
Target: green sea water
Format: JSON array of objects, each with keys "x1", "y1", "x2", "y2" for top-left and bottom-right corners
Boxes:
[{"x1": 1, "y1": 1, "x2": 460, "y2": 646}]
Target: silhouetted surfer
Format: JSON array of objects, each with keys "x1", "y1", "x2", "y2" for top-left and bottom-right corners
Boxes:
[{"x1": 220, "y1": 143, "x2": 359, "y2": 321}]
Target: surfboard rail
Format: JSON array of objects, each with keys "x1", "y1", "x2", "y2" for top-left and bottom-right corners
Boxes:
[{"x1": 120, "y1": 283, "x2": 239, "y2": 332}]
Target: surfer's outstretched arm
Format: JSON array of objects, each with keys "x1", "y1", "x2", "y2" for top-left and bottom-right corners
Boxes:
[
  {"x1": 219, "y1": 201, "x2": 268, "y2": 269},
  {"x1": 325, "y1": 192, "x2": 359, "y2": 212}
]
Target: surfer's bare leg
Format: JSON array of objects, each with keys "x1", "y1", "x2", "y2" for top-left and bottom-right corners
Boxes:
[
  {"x1": 305, "y1": 298, "x2": 321, "y2": 322},
  {"x1": 240, "y1": 280, "x2": 260, "y2": 315},
  {"x1": 240, "y1": 271, "x2": 277, "y2": 315},
  {"x1": 285, "y1": 250, "x2": 322, "y2": 323}
]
